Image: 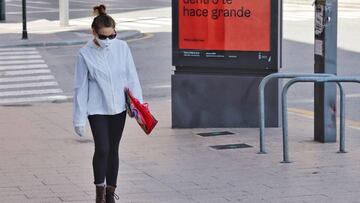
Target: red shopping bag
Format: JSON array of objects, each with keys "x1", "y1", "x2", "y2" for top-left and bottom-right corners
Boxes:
[{"x1": 124, "y1": 88, "x2": 158, "y2": 135}]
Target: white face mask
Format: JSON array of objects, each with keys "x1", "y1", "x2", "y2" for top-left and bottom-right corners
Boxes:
[{"x1": 96, "y1": 37, "x2": 114, "y2": 48}]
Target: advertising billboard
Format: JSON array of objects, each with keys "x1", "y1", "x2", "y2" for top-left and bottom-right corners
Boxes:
[{"x1": 172, "y1": 0, "x2": 281, "y2": 71}]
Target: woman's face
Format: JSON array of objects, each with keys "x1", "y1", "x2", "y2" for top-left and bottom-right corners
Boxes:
[{"x1": 93, "y1": 27, "x2": 115, "y2": 38}]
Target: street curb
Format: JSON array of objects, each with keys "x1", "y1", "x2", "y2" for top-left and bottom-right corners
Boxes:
[{"x1": 0, "y1": 30, "x2": 143, "y2": 48}]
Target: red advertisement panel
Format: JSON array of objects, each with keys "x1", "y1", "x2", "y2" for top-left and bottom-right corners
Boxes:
[{"x1": 179, "y1": 0, "x2": 271, "y2": 51}]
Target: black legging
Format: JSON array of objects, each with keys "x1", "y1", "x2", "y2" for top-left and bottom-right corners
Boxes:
[{"x1": 88, "y1": 111, "x2": 126, "y2": 188}]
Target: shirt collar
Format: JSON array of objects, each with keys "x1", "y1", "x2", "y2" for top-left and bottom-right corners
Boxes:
[
  {"x1": 86, "y1": 39, "x2": 99, "y2": 49},
  {"x1": 87, "y1": 38, "x2": 118, "y2": 51}
]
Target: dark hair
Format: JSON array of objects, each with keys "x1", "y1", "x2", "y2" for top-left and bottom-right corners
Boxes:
[{"x1": 91, "y1": 4, "x2": 116, "y2": 32}]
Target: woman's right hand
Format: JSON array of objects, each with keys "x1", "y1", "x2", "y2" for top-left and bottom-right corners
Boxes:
[{"x1": 74, "y1": 126, "x2": 85, "y2": 137}]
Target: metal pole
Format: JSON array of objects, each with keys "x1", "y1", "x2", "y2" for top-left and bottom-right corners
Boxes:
[
  {"x1": 22, "y1": 0, "x2": 28, "y2": 39},
  {"x1": 338, "y1": 82, "x2": 346, "y2": 153},
  {"x1": 0, "y1": 0, "x2": 5, "y2": 21},
  {"x1": 59, "y1": 0, "x2": 69, "y2": 26},
  {"x1": 314, "y1": 0, "x2": 338, "y2": 143},
  {"x1": 281, "y1": 80, "x2": 291, "y2": 163}
]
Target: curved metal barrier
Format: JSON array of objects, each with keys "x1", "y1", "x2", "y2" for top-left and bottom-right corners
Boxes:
[
  {"x1": 258, "y1": 73, "x2": 336, "y2": 154},
  {"x1": 281, "y1": 77, "x2": 360, "y2": 163}
]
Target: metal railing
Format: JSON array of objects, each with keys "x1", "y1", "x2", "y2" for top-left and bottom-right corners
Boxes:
[
  {"x1": 258, "y1": 73, "x2": 336, "y2": 154},
  {"x1": 281, "y1": 76, "x2": 360, "y2": 163}
]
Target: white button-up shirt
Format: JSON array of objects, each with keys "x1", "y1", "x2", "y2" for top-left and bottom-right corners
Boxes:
[{"x1": 73, "y1": 38, "x2": 143, "y2": 127}]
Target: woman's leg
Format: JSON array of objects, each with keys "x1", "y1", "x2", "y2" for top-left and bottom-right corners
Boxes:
[
  {"x1": 106, "y1": 111, "x2": 126, "y2": 187},
  {"x1": 88, "y1": 114, "x2": 110, "y2": 185}
]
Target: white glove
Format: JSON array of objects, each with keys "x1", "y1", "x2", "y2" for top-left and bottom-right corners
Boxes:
[{"x1": 74, "y1": 126, "x2": 85, "y2": 137}]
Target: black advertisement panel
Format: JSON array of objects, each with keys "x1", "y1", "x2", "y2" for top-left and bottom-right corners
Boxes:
[{"x1": 172, "y1": 0, "x2": 281, "y2": 71}]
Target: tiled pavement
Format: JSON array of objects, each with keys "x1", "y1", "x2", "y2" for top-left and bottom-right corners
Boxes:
[{"x1": 0, "y1": 100, "x2": 360, "y2": 202}]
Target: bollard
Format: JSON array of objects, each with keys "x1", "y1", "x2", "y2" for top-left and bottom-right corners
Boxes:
[
  {"x1": 0, "y1": 0, "x2": 5, "y2": 21},
  {"x1": 22, "y1": 0, "x2": 28, "y2": 39},
  {"x1": 59, "y1": 0, "x2": 69, "y2": 26}
]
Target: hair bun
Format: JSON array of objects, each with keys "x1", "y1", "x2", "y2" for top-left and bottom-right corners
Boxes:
[{"x1": 93, "y1": 4, "x2": 106, "y2": 16}]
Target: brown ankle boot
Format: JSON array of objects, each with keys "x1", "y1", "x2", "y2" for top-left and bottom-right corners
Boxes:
[
  {"x1": 106, "y1": 185, "x2": 119, "y2": 203},
  {"x1": 95, "y1": 185, "x2": 106, "y2": 203}
]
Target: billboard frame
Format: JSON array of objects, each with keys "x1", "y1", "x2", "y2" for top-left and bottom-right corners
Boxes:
[{"x1": 172, "y1": 0, "x2": 282, "y2": 72}]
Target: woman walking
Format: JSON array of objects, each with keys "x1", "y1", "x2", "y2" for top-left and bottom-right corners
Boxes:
[{"x1": 72, "y1": 4, "x2": 143, "y2": 203}]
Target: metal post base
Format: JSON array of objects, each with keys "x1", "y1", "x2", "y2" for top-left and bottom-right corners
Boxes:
[{"x1": 257, "y1": 151, "x2": 267, "y2": 154}]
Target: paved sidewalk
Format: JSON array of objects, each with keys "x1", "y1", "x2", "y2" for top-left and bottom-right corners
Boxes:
[
  {"x1": 0, "y1": 14, "x2": 143, "y2": 47},
  {"x1": 0, "y1": 100, "x2": 360, "y2": 202},
  {"x1": 0, "y1": 27, "x2": 142, "y2": 48},
  {"x1": 0, "y1": 7, "x2": 171, "y2": 48}
]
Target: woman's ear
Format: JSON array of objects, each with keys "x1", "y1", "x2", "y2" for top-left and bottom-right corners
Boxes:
[{"x1": 92, "y1": 29, "x2": 97, "y2": 37}]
